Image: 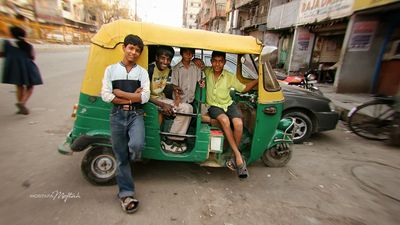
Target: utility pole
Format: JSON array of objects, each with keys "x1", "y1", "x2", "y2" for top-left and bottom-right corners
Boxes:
[
  {"x1": 134, "y1": 0, "x2": 137, "y2": 21},
  {"x1": 229, "y1": 0, "x2": 235, "y2": 34}
]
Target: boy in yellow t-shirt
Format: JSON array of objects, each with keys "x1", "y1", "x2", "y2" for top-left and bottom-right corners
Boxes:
[{"x1": 204, "y1": 51, "x2": 258, "y2": 179}]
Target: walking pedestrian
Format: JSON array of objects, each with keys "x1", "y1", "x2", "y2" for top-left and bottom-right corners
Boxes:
[{"x1": 2, "y1": 26, "x2": 43, "y2": 115}]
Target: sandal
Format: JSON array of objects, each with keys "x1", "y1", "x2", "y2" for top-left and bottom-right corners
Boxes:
[
  {"x1": 225, "y1": 157, "x2": 237, "y2": 171},
  {"x1": 16, "y1": 103, "x2": 29, "y2": 115},
  {"x1": 120, "y1": 196, "x2": 139, "y2": 214},
  {"x1": 236, "y1": 160, "x2": 249, "y2": 179}
]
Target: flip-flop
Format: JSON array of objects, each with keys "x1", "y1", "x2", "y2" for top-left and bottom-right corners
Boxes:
[
  {"x1": 236, "y1": 160, "x2": 249, "y2": 179},
  {"x1": 120, "y1": 196, "x2": 139, "y2": 214}
]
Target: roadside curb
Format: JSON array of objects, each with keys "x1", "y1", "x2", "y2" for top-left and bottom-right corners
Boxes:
[
  {"x1": 33, "y1": 43, "x2": 90, "y2": 51},
  {"x1": 317, "y1": 84, "x2": 373, "y2": 122},
  {"x1": 331, "y1": 101, "x2": 351, "y2": 122}
]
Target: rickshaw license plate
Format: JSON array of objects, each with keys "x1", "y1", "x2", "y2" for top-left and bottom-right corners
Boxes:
[{"x1": 210, "y1": 130, "x2": 224, "y2": 153}]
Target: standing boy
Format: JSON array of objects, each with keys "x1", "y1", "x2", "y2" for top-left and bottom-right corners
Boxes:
[
  {"x1": 204, "y1": 51, "x2": 258, "y2": 179},
  {"x1": 101, "y1": 34, "x2": 150, "y2": 213}
]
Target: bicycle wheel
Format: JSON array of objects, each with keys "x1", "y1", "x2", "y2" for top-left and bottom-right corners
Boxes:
[{"x1": 348, "y1": 99, "x2": 395, "y2": 140}]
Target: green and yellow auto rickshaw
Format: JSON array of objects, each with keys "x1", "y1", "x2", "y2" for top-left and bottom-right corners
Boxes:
[{"x1": 58, "y1": 20, "x2": 295, "y2": 185}]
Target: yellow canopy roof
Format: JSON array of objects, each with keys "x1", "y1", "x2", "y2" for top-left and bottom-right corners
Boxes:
[
  {"x1": 353, "y1": 0, "x2": 399, "y2": 11},
  {"x1": 91, "y1": 19, "x2": 262, "y2": 54}
]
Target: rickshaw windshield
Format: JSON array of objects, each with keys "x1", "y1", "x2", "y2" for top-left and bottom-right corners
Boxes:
[
  {"x1": 263, "y1": 61, "x2": 281, "y2": 92},
  {"x1": 239, "y1": 54, "x2": 281, "y2": 92}
]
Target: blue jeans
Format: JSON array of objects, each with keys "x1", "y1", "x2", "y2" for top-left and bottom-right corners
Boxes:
[{"x1": 110, "y1": 107, "x2": 145, "y2": 198}]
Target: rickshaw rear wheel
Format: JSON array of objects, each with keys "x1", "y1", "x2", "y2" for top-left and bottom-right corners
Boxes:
[
  {"x1": 81, "y1": 146, "x2": 117, "y2": 186},
  {"x1": 262, "y1": 144, "x2": 293, "y2": 167}
]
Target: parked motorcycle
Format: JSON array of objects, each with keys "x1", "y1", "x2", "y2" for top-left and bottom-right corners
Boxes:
[{"x1": 275, "y1": 69, "x2": 323, "y2": 95}]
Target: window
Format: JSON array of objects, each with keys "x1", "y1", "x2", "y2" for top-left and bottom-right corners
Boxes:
[{"x1": 62, "y1": 0, "x2": 71, "y2": 11}]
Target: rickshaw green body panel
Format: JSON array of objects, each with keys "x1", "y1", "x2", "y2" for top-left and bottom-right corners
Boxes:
[{"x1": 65, "y1": 92, "x2": 284, "y2": 165}]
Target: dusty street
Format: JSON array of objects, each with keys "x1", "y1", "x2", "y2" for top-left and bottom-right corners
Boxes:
[{"x1": 0, "y1": 48, "x2": 399, "y2": 225}]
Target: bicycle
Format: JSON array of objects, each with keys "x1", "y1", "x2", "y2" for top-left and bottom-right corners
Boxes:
[{"x1": 347, "y1": 96, "x2": 397, "y2": 140}]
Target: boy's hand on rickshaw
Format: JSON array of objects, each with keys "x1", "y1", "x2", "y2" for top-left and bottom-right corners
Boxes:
[
  {"x1": 174, "y1": 86, "x2": 183, "y2": 95},
  {"x1": 174, "y1": 96, "x2": 181, "y2": 107},
  {"x1": 198, "y1": 79, "x2": 205, "y2": 88},
  {"x1": 192, "y1": 58, "x2": 205, "y2": 70},
  {"x1": 161, "y1": 103, "x2": 175, "y2": 116}
]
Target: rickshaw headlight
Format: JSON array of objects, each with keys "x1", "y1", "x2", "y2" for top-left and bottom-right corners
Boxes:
[{"x1": 71, "y1": 104, "x2": 78, "y2": 119}]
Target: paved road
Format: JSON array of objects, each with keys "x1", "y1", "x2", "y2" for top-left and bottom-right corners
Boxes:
[{"x1": 0, "y1": 48, "x2": 399, "y2": 225}]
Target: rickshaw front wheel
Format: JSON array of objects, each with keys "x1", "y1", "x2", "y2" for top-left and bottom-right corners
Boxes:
[
  {"x1": 262, "y1": 144, "x2": 293, "y2": 167},
  {"x1": 81, "y1": 146, "x2": 117, "y2": 186}
]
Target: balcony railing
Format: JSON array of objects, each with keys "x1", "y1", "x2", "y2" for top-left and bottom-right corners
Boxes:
[
  {"x1": 239, "y1": 14, "x2": 267, "y2": 30},
  {"x1": 236, "y1": 0, "x2": 256, "y2": 8}
]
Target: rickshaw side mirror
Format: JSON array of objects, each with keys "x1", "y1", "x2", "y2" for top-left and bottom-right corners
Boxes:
[{"x1": 261, "y1": 46, "x2": 278, "y2": 58}]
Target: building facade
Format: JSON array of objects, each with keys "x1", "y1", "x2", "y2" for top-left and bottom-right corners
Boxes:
[
  {"x1": 183, "y1": 0, "x2": 201, "y2": 29},
  {"x1": 196, "y1": 0, "x2": 400, "y2": 94},
  {"x1": 0, "y1": 0, "x2": 135, "y2": 44},
  {"x1": 196, "y1": 0, "x2": 226, "y2": 32},
  {"x1": 334, "y1": 0, "x2": 400, "y2": 94},
  {"x1": 227, "y1": 0, "x2": 269, "y2": 39}
]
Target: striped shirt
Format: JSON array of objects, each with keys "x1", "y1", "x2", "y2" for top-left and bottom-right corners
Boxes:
[{"x1": 101, "y1": 62, "x2": 150, "y2": 104}]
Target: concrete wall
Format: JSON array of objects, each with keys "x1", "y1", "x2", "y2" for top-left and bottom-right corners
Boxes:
[{"x1": 334, "y1": 14, "x2": 388, "y2": 93}]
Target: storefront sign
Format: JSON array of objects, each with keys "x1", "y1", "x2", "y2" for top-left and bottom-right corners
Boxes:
[
  {"x1": 297, "y1": 31, "x2": 311, "y2": 51},
  {"x1": 353, "y1": 0, "x2": 400, "y2": 11},
  {"x1": 298, "y1": 0, "x2": 354, "y2": 25},
  {"x1": 348, "y1": 21, "x2": 378, "y2": 51},
  {"x1": 290, "y1": 27, "x2": 315, "y2": 71}
]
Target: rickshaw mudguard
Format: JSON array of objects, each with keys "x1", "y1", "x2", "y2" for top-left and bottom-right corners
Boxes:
[
  {"x1": 70, "y1": 131, "x2": 111, "y2": 152},
  {"x1": 58, "y1": 129, "x2": 111, "y2": 155},
  {"x1": 266, "y1": 118, "x2": 295, "y2": 150}
]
